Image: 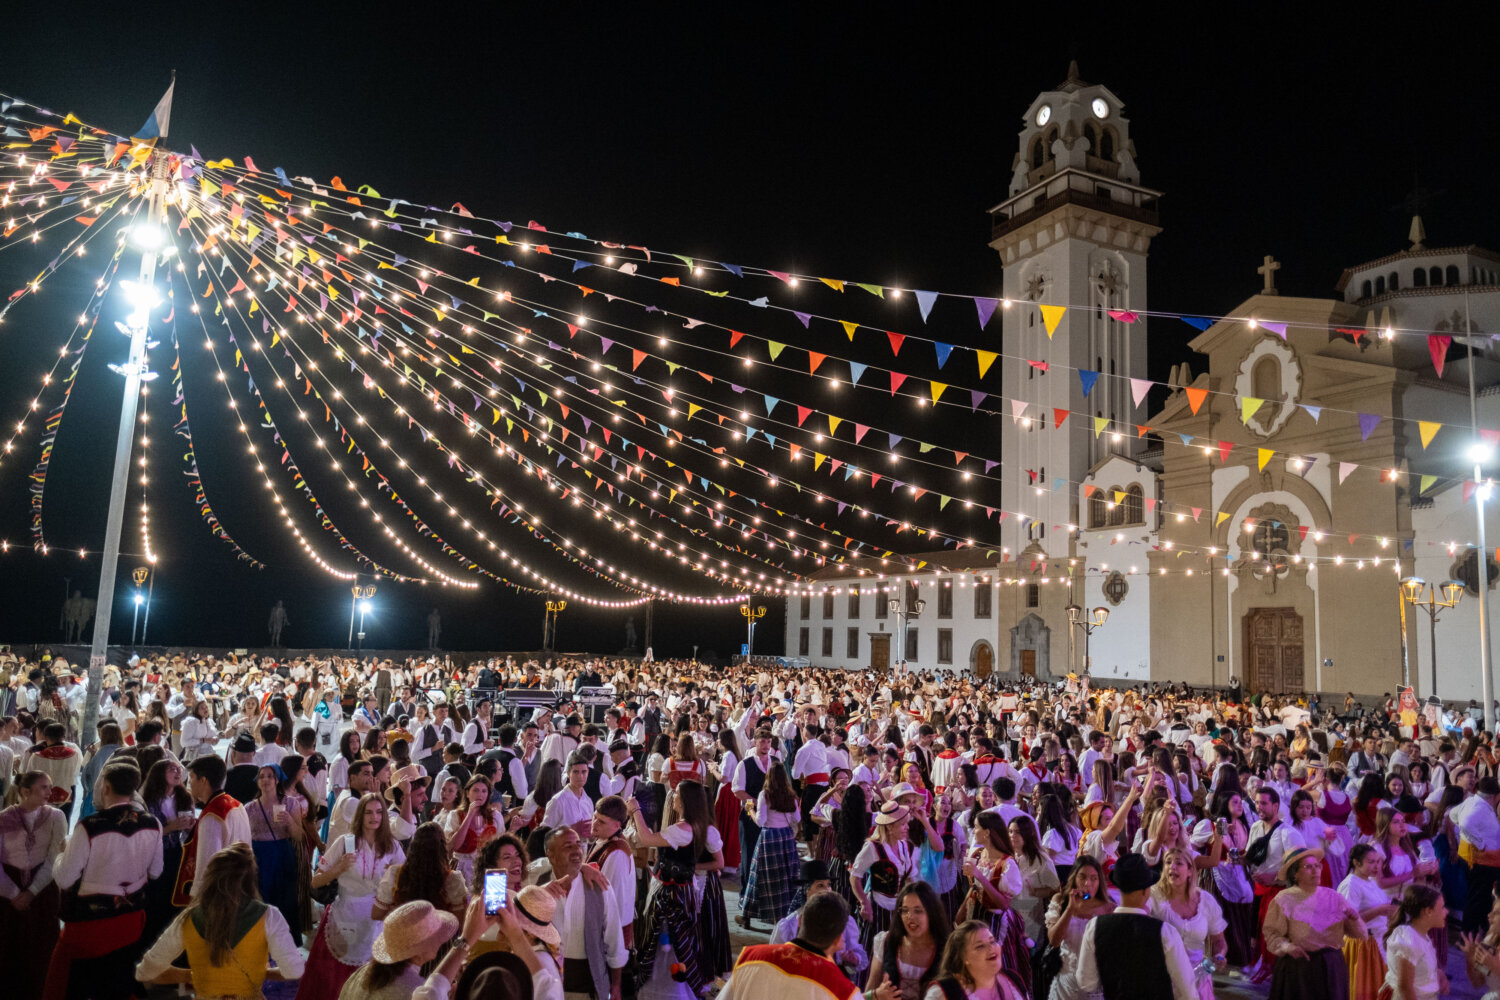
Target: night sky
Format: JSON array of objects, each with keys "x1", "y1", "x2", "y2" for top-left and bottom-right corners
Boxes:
[{"x1": 1, "y1": 6, "x2": 1498, "y2": 657}]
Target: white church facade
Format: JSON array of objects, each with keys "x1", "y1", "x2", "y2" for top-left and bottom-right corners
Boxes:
[{"x1": 782, "y1": 64, "x2": 1500, "y2": 701}]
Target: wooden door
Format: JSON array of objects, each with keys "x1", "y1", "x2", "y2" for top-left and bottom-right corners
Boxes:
[
  {"x1": 1245, "y1": 608, "x2": 1305, "y2": 693},
  {"x1": 975, "y1": 643, "x2": 994, "y2": 680},
  {"x1": 1020, "y1": 649, "x2": 1037, "y2": 677},
  {"x1": 870, "y1": 633, "x2": 891, "y2": 672}
]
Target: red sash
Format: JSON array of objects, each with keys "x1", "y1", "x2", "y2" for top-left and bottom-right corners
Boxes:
[
  {"x1": 734, "y1": 942, "x2": 855, "y2": 1000},
  {"x1": 172, "y1": 792, "x2": 240, "y2": 906}
]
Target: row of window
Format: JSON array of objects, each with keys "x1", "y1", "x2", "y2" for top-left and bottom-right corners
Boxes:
[
  {"x1": 797, "y1": 581, "x2": 1041, "y2": 619},
  {"x1": 1360, "y1": 264, "x2": 1495, "y2": 299},
  {"x1": 797, "y1": 626, "x2": 956, "y2": 664},
  {"x1": 1087, "y1": 483, "x2": 1146, "y2": 528}
]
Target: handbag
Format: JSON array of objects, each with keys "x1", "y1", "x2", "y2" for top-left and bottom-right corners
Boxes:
[
  {"x1": 312, "y1": 834, "x2": 353, "y2": 906},
  {"x1": 1244, "y1": 821, "x2": 1280, "y2": 867}
]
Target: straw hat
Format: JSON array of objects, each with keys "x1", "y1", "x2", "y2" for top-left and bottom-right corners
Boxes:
[
  {"x1": 874, "y1": 801, "x2": 910, "y2": 826},
  {"x1": 1079, "y1": 801, "x2": 1107, "y2": 832},
  {"x1": 511, "y1": 885, "x2": 561, "y2": 946},
  {"x1": 370, "y1": 901, "x2": 460, "y2": 964},
  {"x1": 1278, "y1": 845, "x2": 1325, "y2": 886},
  {"x1": 889, "y1": 782, "x2": 919, "y2": 802}
]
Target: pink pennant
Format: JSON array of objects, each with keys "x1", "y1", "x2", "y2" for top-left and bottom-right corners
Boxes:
[
  {"x1": 1010, "y1": 400, "x2": 1028, "y2": 423},
  {"x1": 1130, "y1": 378, "x2": 1152, "y2": 407},
  {"x1": 1027, "y1": 359, "x2": 1049, "y2": 372},
  {"x1": 854, "y1": 423, "x2": 870, "y2": 443},
  {"x1": 1260, "y1": 321, "x2": 1288, "y2": 339},
  {"x1": 1191, "y1": 507, "x2": 1202, "y2": 522},
  {"x1": 1337, "y1": 462, "x2": 1356, "y2": 484},
  {"x1": 1107, "y1": 310, "x2": 1139, "y2": 323},
  {"x1": 890, "y1": 371, "x2": 907, "y2": 395}
]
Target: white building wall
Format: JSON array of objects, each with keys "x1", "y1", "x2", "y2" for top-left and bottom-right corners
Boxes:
[{"x1": 1409, "y1": 490, "x2": 1500, "y2": 703}]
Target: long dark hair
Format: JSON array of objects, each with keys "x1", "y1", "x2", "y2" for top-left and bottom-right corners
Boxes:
[
  {"x1": 1008, "y1": 814, "x2": 1044, "y2": 864},
  {"x1": 339, "y1": 730, "x2": 362, "y2": 765},
  {"x1": 677, "y1": 779, "x2": 712, "y2": 856},
  {"x1": 1036, "y1": 794, "x2": 1076, "y2": 850},
  {"x1": 835, "y1": 784, "x2": 872, "y2": 860},
  {"x1": 882, "y1": 881, "x2": 950, "y2": 994},
  {"x1": 393, "y1": 823, "x2": 452, "y2": 909},
  {"x1": 532, "y1": 759, "x2": 563, "y2": 811},
  {"x1": 142, "y1": 758, "x2": 193, "y2": 814},
  {"x1": 1353, "y1": 772, "x2": 1385, "y2": 816},
  {"x1": 764, "y1": 761, "x2": 798, "y2": 814},
  {"x1": 268, "y1": 696, "x2": 295, "y2": 747}
]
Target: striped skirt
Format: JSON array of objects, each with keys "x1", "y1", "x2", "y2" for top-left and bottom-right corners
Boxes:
[
  {"x1": 829, "y1": 856, "x2": 856, "y2": 915},
  {"x1": 742, "y1": 825, "x2": 798, "y2": 921},
  {"x1": 983, "y1": 906, "x2": 1032, "y2": 1000},
  {"x1": 858, "y1": 900, "x2": 893, "y2": 960},
  {"x1": 637, "y1": 880, "x2": 708, "y2": 993},
  {"x1": 698, "y1": 872, "x2": 732, "y2": 978},
  {"x1": 1342, "y1": 935, "x2": 1385, "y2": 1000}
]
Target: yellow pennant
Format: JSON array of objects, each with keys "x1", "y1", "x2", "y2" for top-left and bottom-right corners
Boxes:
[
  {"x1": 975, "y1": 350, "x2": 998, "y2": 378},
  {"x1": 1216, "y1": 511, "x2": 1231, "y2": 527},
  {"x1": 840, "y1": 320, "x2": 858, "y2": 340},
  {"x1": 1241, "y1": 396, "x2": 1264, "y2": 423},
  {"x1": 820, "y1": 278, "x2": 845, "y2": 292},
  {"x1": 1419, "y1": 421, "x2": 1441, "y2": 449},
  {"x1": 1093, "y1": 416, "x2": 1108, "y2": 438},
  {"x1": 1040, "y1": 304, "x2": 1066, "y2": 339},
  {"x1": 930, "y1": 381, "x2": 948, "y2": 402},
  {"x1": 1257, "y1": 448, "x2": 1274, "y2": 471}
]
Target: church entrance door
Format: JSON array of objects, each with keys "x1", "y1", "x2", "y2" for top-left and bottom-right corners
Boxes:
[
  {"x1": 1020, "y1": 649, "x2": 1037, "y2": 677},
  {"x1": 974, "y1": 643, "x2": 994, "y2": 681},
  {"x1": 870, "y1": 633, "x2": 891, "y2": 673},
  {"x1": 1244, "y1": 607, "x2": 1305, "y2": 693}
]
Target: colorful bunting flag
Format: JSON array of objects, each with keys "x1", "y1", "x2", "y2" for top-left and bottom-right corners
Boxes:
[
  {"x1": 1185, "y1": 386, "x2": 1208, "y2": 415},
  {"x1": 1419, "y1": 421, "x2": 1441, "y2": 449},
  {"x1": 1241, "y1": 396, "x2": 1264, "y2": 423},
  {"x1": 1040, "y1": 304, "x2": 1066, "y2": 339}
]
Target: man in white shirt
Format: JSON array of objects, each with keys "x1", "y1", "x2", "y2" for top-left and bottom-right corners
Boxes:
[
  {"x1": 542, "y1": 752, "x2": 595, "y2": 840},
  {"x1": 545, "y1": 826, "x2": 627, "y2": 1000},
  {"x1": 769, "y1": 860, "x2": 868, "y2": 982},
  {"x1": 792, "y1": 725, "x2": 830, "y2": 842},
  {"x1": 48, "y1": 761, "x2": 164, "y2": 998},
  {"x1": 177, "y1": 755, "x2": 252, "y2": 902},
  {"x1": 327, "y1": 760, "x2": 375, "y2": 846},
  {"x1": 541, "y1": 714, "x2": 583, "y2": 769},
  {"x1": 1459, "y1": 776, "x2": 1500, "y2": 933},
  {"x1": 1075, "y1": 853, "x2": 1197, "y2": 1000}
]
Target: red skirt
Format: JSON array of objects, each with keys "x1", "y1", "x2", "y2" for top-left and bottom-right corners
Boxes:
[
  {"x1": 714, "y1": 781, "x2": 742, "y2": 868},
  {"x1": 295, "y1": 908, "x2": 360, "y2": 1000}
]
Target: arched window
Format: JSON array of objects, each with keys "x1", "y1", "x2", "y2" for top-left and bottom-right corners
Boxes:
[
  {"x1": 1030, "y1": 135, "x2": 1046, "y2": 170},
  {"x1": 1089, "y1": 491, "x2": 1107, "y2": 528},
  {"x1": 1362, "y1": 279, "x2": 1372, "y2": 298},
  {"x1": 1389, "y1": 271, "x2": 1399, "y2": 291},
  {"x1": 1108, "y1": 485, "x2": 1125, "y2": 527},
  {"x1": 1447, "y1": 265, "x2": 1461, "y2": 285},
  {"x1": 1430, "y1": 266, "x2": 1443, "y2": 286},
  {"x1": 1124, "y1": 484, "x2": 1145, "y2": 524},
  {"x1": 1414, "y1": 268, "x2": 1427, "y2": 287},
  {"x1": 1098, "y1": 128, "x2": 1116, "y2": 160},
  {"x1": 1083, "y1": 123, "x2": 1099, "y2": 154},
  {"x1": 1253, "y1": 356, "x2": 1282, "y2": 424},
  {"x1": 1375, "y1": 276, "x2": 1386, "y2": 294}
]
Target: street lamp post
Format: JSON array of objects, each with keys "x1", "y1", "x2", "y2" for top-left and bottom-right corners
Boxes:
[
  {"x1": 888, "y1": 596, "x2": 926, "y2": 672},
  {"x1": 1066, "y1": 604, "x2": 1110, "y2": 674},
  {"x1": 1401, "y1": 577, "x2": 1465, "y2": 698},
  {"x1": 544, "y1": 600, "x2": 567, "y2": 651},
  {"x1": 348, "y1": 581, "x2": 376, "y2": 649},
  {"x1": 740, "y1": 603, "x2": 765, "y2": 657},
  {"x1": 130, "y1": 567, "x2": 149, "y2": 648}
]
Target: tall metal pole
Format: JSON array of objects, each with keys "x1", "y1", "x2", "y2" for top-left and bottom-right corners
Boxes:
[
  {"x1": 1431, "y1": 611, "x2": 1439, "y2": 699},
  {"x1": 1467, "y1": 292, "x2": 1496, "y2": 732},
  {"x1": 1397, "y1": 584, "x2": 1411, "y2": 691},
  {"x1": 348, "y1": 578, "x2": 359, "y2": 649},
  {"x1": 141, "y1": 570, "x2": 155, "y2": 646},
  {"x1": 80, "y1": 153, "x2": 170, "y2": 746}
]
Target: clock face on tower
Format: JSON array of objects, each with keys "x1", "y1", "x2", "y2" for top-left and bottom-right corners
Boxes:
[
  {"x1": 1091, "y1": 98, "x2": 1109, "y2": 119},
  {"x1": 1035, "y1": 104, "x2": 1052, "y2": 127}
]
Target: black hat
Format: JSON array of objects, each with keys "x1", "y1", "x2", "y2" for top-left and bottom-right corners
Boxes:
[
  {"x1": 798, "y1": 859, "x2": 830, "y2": 884},
  {"x1": 565, "y1": 714, "x2": 583, "y2": 727},
  {"x1": 232, "y1": 733, "x2": 257, "y2": 754},
  {"x1": 1109, "y1": 852, "x2": 1160, "y2": 894},
  {"x1": 453, "y1": 950, "x2": 534, "y2": 1000}
]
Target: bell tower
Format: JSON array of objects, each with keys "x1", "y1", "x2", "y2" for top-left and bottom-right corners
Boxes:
[{"x1": 989, "y1": 62, "x2": 1162, "y2": 558}]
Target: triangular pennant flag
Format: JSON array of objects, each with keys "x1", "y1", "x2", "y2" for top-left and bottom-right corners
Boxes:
[
  {"x1": 975, "y1": 350, "x2": 998, "y2": 378},
  {"x1": 1185, "y1": 386, "x2": 1208, "y2": 415},
  {"x1": 1301, "y1": 404, "x2": 1322, "y2": 422},
  {"x1": 854, "y1": 423, "x2": 870, "y2": 443},
  {"x1": 1420, "y1": 474, "x2": 1437, "y2": 494},
  {"x1": 933, "y1": 342, "x2": 954, "y2": 368},
  {"x1": 1054, "y1": 408, "x2": 1069, "y2": 428},
  {"x1": 1337, "y1": 462, "x2": 1357, "y2": 484},
  {"x1": 1130, "y1": 378, "x2": 1152, "y2": 407},
  {"x1": 890, "y1": 371, "x2": 907, "y2": 395},
  {"x1": 849, "y1": 361, "x2": 868, "y2": 385},
  {"x1": 796, "y1": 406, "x2": 813, "y2": 426},
  {"x1": 1429, "y1": 334, "x2": 1452, "y2": 378},
  {"x1": 632, "y1": 349, "x2": 646, "y2": 370},
  {"x1": 914, "y1": 290, "x2": 938, "y2": 322},
  {"x1": 1010, "y1": 400, "x2": 1028, "y2": 423},
  {"x1": 1260, "y1": 321, "x2": 1288, "y2": 339},
  {"x1": 828, "y1": 415, "x2": 842, "y2": 436},
  {"x1": 840, "y1": 320, "x2": 858, "y2": 340},
  {"x1": 970, "y1": 390, "x2": 986, "y2": 411},
  {"x1": 1039, "y1": 304, "x2": 1066, "y2": 339},
  {"x1": 1257, "y1": 448, "x2": 1274, "y2": 472},
  {"x1": 764, "y1": 395, "x2": 779, "y2": 415},
  {"x1": 807, "y1": 351, "x2": 827, "y2": 373},
  {"x1": 1190, "y1": 507, "x2": 1202, "y2": 522},
  {"x1": 974, "y1": 297, "x2": 1000, "y2": 329},
  {"x1": 1216, "y1": 511, "x2": 1231, "y2": 527},
  {"x1": 930, "y1": 381, "x2": 948, "y2": 403},
  {"x1": 1358, "y1": 413, "x2": 1380, "y2": 441},
  {"x1": 1419, "y1": 420, "x2": 1442, "y2": 449},
  {"x1": 1298, "y1": 525, "x2": 1310, "y2": 542},
  {"x1": 767, "y1": 341, "x2": 787, "y2": 360},
  {"x1": 1466, "y1": 480, "x2": 1478, "y2": 504},
  {"x1": 728, "y1": 330, "x2": 745, "y2": 349},
  {"x1": 1107, "y1": 309, "x2": 1139, "y2": 323},
  {"x1": 1241, "y1": 396, "x2": 1264, "y2": 423},
  {"x1": 1078, "y1": 369, "x2": 1100, "y2": 397},
  {"x1": 887, "y1": 331, "x2": 905, "y2": 356},
  {"x1": 1093, "y1": 416, "x2": 1109, "y2": 438},
  {"x1": 1181, "y1": 316, "x2": 1214, "y2": 331},
  {"x1": 1217, "y1": 440, "x2": 1233, "y2": 463}
]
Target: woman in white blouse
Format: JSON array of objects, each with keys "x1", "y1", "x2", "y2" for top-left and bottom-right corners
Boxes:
[
  {"x1": 0, "y1": 771, "x2": 68, "y2": 998},
  {"x1": 1338, "y1": 843, "x2": 1397, "y2": 1000},
  {"x1": 180, "y1": 700, "x2": 219, "y2": 761},
  {"x1": 1149, "y1": 847, "x2": 1226, "y2": 1000},
  {"x1": 1007, "y1": 815, "x2": 1060, "y2": 946},
  {"x1": 852, "y1": 802, "x2": 922, "y2": 956},
  {"x1": 299, "y1": 793, "x2": 406, "y2": 1000},
  {"x1": 1045, "y1": 856, "x2": 1115, "y2": 1000}
]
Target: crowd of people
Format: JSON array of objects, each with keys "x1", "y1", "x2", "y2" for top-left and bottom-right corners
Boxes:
[{"x1": 0, "y1": 647, "x2": 1495, "y2": 1000}]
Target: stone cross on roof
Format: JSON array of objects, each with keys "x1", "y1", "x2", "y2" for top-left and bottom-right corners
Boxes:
[{"x1": 1257, "y1": 255, "x2": 1281, "y2": 296}]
